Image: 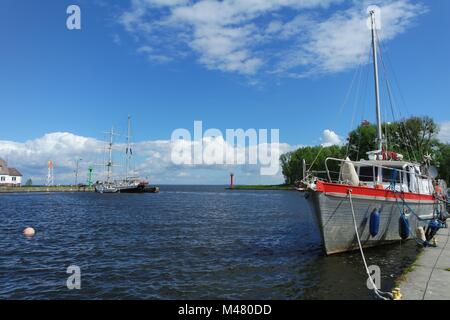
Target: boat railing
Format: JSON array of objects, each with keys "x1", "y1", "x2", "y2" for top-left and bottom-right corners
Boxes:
[
  {"x1": 309, "y1": 170, "x2": 329, "y2": 181},
  {"x1": 322, "y1": 157, "x2": 432, "y2": 194}
]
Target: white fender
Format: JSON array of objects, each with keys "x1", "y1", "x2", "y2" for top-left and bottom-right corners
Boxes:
[
  {"x1": 416, "y1": 227, "x2": 426, "y2": 242},
  {"x1": 341, "y1": 157, "x2": 360, "y2": 186}
]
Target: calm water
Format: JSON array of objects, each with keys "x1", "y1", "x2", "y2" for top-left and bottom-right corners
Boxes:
[{"x1": 0, "y1": 186, "x2": 420, "y2": 299}]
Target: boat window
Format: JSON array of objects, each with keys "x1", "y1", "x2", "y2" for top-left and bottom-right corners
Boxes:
[
  {"x1": 358, "y1": 166, "x2": 374, "y2": 182},
  {"x1": 382, "y1": 168, "x2": 401, "y2": 183}
]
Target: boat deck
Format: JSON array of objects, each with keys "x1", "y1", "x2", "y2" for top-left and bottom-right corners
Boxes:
[{"x1": 399, "y1": 227, "x2": 450, "y2": 300}]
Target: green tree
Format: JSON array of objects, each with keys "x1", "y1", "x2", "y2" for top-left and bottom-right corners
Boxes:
[
  {"x1": 25, "y1": 178, "x2": 33, "y2": 186},
  {"x1": 280, "y1": 145, "x2": 345, "y2": 184},
  {"x1": 387, "y1": 116, "x2": 439, "y2": 161},
  {"x1": 347, "y1": 123, "x2": 377, "y2": 160},
  {"x1": 435, "y1": 143, "x2": 450, "y2": 185},
  {"x1": 281, "y1": 116, "x2": 444, "y2": 185},
  {"x1": 347, "y1": 116, "x2": 440, "y2": 162}
]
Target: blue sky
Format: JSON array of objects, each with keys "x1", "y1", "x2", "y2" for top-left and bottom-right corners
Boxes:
[{"x1": 0, "y1": 0, "x2": 449, "y2": 184}]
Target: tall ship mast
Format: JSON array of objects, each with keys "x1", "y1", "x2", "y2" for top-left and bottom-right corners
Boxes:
[
  {"x1": 125, "y1": 116, "x2": 132, "y2": 182},
  {"x1": 301, "y1": 10, "x2": 448, "y2": 255},
  {"x1": 94, "y1": 117, "x2": 158, "y2": 194},
  {"x1": 106, "y1": 126, "x2": 115, "y2": 183}
]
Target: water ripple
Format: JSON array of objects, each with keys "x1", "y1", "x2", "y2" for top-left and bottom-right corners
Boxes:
[{"x1": 0, "y1": 186, "x2": 418, "y2": 299}]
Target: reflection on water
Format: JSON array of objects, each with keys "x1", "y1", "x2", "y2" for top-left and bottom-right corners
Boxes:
[{"x1": 0, "y1": 186, "x2": 419, "y2": 299}]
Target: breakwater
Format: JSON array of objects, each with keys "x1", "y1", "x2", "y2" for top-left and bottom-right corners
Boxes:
[{"x1": 0, "y1": 186, "x2": 94, "y2": 193}]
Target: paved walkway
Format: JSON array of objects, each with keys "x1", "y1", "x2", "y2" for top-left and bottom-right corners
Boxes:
[{"x1": 400, "y1": 227, "x2": 450, "y2": 300}]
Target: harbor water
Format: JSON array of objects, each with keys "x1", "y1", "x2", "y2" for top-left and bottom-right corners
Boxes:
[{"x1": 0, "y1": 186, "x2": 420, "y2": 299}]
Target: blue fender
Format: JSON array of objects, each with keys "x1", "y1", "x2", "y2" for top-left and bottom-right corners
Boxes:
[
  {"x1": 429, "y1": 219, "x2": 446, "y2": 231},
  {"x1": 370, "y1": 209, "x2": 381, "y2": 237},
  {"x1": 399, "y1": 215, "x2": 410, "y2": 240}
]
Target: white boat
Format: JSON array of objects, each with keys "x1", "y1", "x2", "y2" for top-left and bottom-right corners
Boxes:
[{"x1": 302, "y1": 11, "x2": 449, "y2": 255}]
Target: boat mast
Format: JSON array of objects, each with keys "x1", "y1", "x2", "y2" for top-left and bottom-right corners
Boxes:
[
  {"x1": 106, "y1": 126, "x2": 114, "y2": 183},
  {"x1": 370, "y1": 10, "x2": 383, "y2": 157},
  {"x1": 125, "y1": 116, "x2": 131, "y2": 181}
]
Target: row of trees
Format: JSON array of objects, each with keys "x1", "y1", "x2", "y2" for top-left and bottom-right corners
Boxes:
[{"x1": 280, "y1": 117, "x2": 450, "y2": 185}]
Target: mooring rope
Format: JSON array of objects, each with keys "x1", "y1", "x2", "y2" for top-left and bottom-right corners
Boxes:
[{"x1": 348, "y1": 190, "x2": 393, "y2": 300}]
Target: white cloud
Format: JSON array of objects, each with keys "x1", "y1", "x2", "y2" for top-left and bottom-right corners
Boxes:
[
  {"x1": 276, "y1": 0, "x2": 427, "y2": 76},
  {"x1": 439, "y1": 122, "x2": 450, "y2": 143},
  {"x1": 321, "y1": 129, "x2": 343, "y2": 147},
  {"x1": 0, "y1": 132, "x2": 296, "y2": 185},
  {"x1": 0, "y1": 132, "x2": 102, "y2": 167},
  {"x1": 119, "y1": 0, "x2": 426, "y2": 78},
  {"x1": 137, "y1": 45, "x2": 173, "y2": 63},
  {"x1": 0, "y1": 133, "x2": 104, "y2": 184}
]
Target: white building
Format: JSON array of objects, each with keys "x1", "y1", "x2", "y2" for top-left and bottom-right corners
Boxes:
[{"x1": 0, "y1": 158, "x2": 23, "y2": 186}]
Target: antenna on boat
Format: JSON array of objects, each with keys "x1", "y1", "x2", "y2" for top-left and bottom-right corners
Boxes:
[{"x1": 370, "y1": 10, "x2": 383, "y2": 157}]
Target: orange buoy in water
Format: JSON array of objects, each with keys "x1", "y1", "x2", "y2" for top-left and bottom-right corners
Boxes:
[{"x1": 23, "y1": 227, "x2": 36, "y2": 237}]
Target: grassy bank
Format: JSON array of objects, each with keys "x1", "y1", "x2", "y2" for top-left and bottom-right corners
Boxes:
[{"x1": 228, "y1": 185, "x2": 295, "y2": 191}]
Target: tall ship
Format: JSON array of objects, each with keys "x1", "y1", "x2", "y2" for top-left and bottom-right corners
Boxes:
[
  {"x1": 94, "y1": 117, "x2": 158, "y2": 194},
  {"x1": 301, "y1": 11, "x2": 448, "y2": 255}
]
